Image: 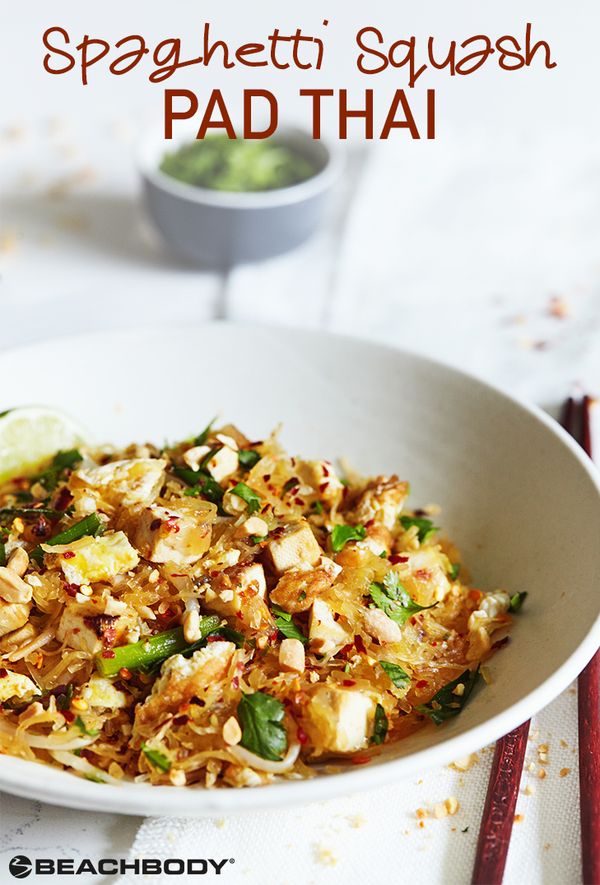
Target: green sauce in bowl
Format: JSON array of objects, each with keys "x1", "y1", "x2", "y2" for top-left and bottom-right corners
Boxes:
[{"x1": 160, "y1": 136, "x2": 317, "y2": 193}]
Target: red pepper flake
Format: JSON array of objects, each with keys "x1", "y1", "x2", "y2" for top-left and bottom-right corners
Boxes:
[
  {"x1": 54, "y1": 487, "x2": 73, "y2": 511},
  {"x1": 0, "y1": 668, "x2": 8, "y2": 678},
  {"x1": 119, "y1": 668, "x2": 132, "y2": 680},
  {"x1": 165, "y1": 516, "x2": 180, "y2": 534},
  {"x1": 318, "y1": 482, "x2": 329, "y2": 494},
  {"x1": 62, "y1": 551, "x2": 75, "y2": 559},
  {"x1": 353, "y1": 634, "x2": 366, "y2": 654},
  {"x1": 351, "y1": 754, "x2": 371, "y2": 765},
  {"x1": 62, "y1": 709, "x2": 75, "y2": 723},
  {"x1": 101, "y1": 650, "x2": 116, "y2": 659},
  {"x1": 389, "y1": 554, "x2": 409, "y2": 564},
  {"x1": 231, "y1": 676, "x2": 240, "y2": 690},
  {"x1": 263, "y1": 474, "x2": 271, "y2": 481},
  {"x1": 64, "y1": 583, "x2": 78, "y2": 598},
  {"x1": 207, "y1": 634, "x2": 225, "y2": 642},
  {"x1": 173, "y1": 715, "x2": 189, "y2": 726},
  {"x1": 342, "y1": 679, "x2": 356, "y2": 687},
  {"x1": 297, "y1": 726, "x2": 308, "y2": 745},
  {"x1": 150, "y1": 518, "x2": 162, "y2": 531},
  {"x1": 322, "y1": 463, "x2": 330, "y2": 477},
  {"x1": 170, "y1": 574, "x2": 186, "y2": 578},
  {"x1": 416, "y1": 679, "x2": 428, "y2": 689},
  {"x1": 365, "y1": 519, "x2": 375, "y2": 528}
]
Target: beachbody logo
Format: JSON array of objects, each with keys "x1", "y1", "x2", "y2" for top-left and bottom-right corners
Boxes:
[{"x1": 8, "y1": 855, "x2": 234, "y2": 877}]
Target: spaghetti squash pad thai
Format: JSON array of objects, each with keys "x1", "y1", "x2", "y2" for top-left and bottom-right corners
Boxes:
[{"x1": 0, "y1": 421, "x2": 524, "y2": 788}]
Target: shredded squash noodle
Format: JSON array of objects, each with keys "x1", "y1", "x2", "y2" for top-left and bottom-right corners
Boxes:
[{"x1": 0, "y1": 420, "x2": 521, "y2": 788}]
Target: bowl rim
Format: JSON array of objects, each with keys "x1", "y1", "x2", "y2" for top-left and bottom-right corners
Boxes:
[
  {"x1": 0, "y1": 321, "x2": 598, "y2": 816},
  {"x1": 138, "y1": 124, "x2": 344, "y2": 210}
]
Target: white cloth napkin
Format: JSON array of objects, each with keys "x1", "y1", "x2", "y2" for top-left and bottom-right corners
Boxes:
[{"x1": 117, "y1": 687, "x2": 581, "y2": 885}]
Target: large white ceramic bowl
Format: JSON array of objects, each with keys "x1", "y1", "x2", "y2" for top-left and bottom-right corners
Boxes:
[{"x1": 0, "y1": 324, "x2": 598, "y2": 816}]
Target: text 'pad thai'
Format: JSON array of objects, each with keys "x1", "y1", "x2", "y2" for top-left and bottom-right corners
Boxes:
[{"x1": 0, "y1": 421, "x2": 524, "y2": 788}]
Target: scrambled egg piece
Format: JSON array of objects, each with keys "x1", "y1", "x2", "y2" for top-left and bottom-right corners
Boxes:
[
  {"x1": 46, "y1": 531, "x2": 139, "y2": 585},
  {"x1": 71, "y1": 458, "x2": 166, "y2": 510},
  {"x1": 0, "y1": 670, "x2": 38, "y2": 704},
  {"x1": 81, "y1": 675, "x2": 128, "y2": 709}
]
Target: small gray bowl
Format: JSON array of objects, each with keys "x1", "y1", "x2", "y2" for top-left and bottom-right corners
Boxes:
[{"x1": 140, "y1": 126, "x2": 342, "y2": 268}]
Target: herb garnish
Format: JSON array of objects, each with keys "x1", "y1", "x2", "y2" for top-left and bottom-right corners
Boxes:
[
  {"x1": 369, "y1": 572, "x2": 436, "y2": 626},
  {"x1": 74, "y1": 715, "x2": 99, "y2": 737},
  {"x1": 238, "y1": 449, "x2": 261, "y2": 471},
  {"x1": 34, "y1": 449, "x2": 82, "y2": 492},
  {"x1": 330, "y1": 524, "x2": 366, "y2": 553},
  {"x1": 141, "y1": 743, "x2": 172, "y2": 772},
  {"x1": 193, "y1": 418, "x2": 216, "y2": 447},
  {"x1": 237, "y1": 691, "x2": 287, "y2": 761},
  {"x1": 371, "y1": 703, "x2": 388, "y2": 745},
  {"x1": 312, "y1": 501, "x2": 324, "y2": 515},
  {"x1": 509, "y1": 592, "x2": 527, "y2": 613},
  {"x1": 399, "y1": 515, "x2": 439, "y2": 543},
  {"x1": 174, "y1": 466, "x2": 224, "y2": 508},
  {"x1": 271, "y1": 604, "x2": 307, "y2": 644},
  {"x1": 230, "y1": 482, "x2": 261, "y2": 515},
  {"x1": 416, "y1": 667, "x2": 481, "y2": 725},
  {"x1": 380, "y1": 661, "x2": 411, "y2": 690},
  {"x1": 448, "y1": 563, "x2": 461, "y2": 581},
  {"x1": 31, "y1": 513, "x2": 104, "y2": 565}
]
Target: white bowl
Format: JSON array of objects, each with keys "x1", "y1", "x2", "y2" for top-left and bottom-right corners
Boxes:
[{"x1": 0, "y1": 324, "x2": 598, "y2": 816}]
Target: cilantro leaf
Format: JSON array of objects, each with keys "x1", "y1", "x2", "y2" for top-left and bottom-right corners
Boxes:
[
  {"x1": 509, "y1": 591, "x2": 527, "y2": 613},
  {"x1": 371, "y1": 703, "x2": 388, "y2": 745},
  {"x1": 399, "y1": 515, "x2": 439, "y2": 543},
  {"x1": 369, "y1": 571, "x2": 437, "y2": 626},
  {"x1": 416, "y1": 667, "x2": 481, "y2": 725},
  {"x1": 380, "y1": 661, "x2": 411, "y2": 689},
  {"x1": 238, "y1": 691, "x2": 287, "y2": 761},
  {"x1": 330, "y1": 524, "x2": 366, "y2": 553},
  {"x1": 448, "y1": 563, "x2": 461, "y2": 581},
  {"x1": 271, "y1": 604, "x2": 307, "y2": 644},
  {"x1": 174, "y1": 466, "x2": 224, "y2": 508},
  {"x1": 141, "y1": 742, "x2": 172, "y2": 772},
  {"x1": 238, "y1": 449, "x2": 261, "y2": 471},
  {"x1": 231, "y1": 482, "x2": 261, "y2": 514}
]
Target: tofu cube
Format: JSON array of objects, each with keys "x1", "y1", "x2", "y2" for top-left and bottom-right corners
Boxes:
[
  {"x1": 306, "y1": 685, "x2": 377, "y2": 754},
  {"x1": 57, "y1": 601, "x2": 132, "y2": 654},
  {"x1": 266, "y1": 521, "x2": 322, "y2": 575},
  {"x1": 45, "y1": 531, "x2": 139, "y2": 586},
  {"x1": 206, "y1": 446, "x2": 239, "y2": 483},
  {"x1": 130, "y1": 500, "x2": 215, "y2": 565},
  {"x1": 308, "y1": 599, "x2": 350, "y2": 656},
  {"x1": 0, "y1": 670, "x2": 38, "y2": 704},
  {"x1": 205, "y1": 563, "x2": 271, "y2": 632},
  {"x1": 297, "y1": 460, "x2": 345, "y2": 504},
  {"x1": 72, "y1": 458, "x2": 166, "y2": 509},
  {"x1": 136, "y1": 641, "x2": 235, "y2": 728},
  {"x1": 352, "y1": 476, "x2": 408, "y2": 530}
]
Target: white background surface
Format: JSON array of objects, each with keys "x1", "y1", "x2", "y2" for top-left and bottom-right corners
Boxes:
[{"x1": 0, "y1": 2, "x2": 599, "y2": 883}]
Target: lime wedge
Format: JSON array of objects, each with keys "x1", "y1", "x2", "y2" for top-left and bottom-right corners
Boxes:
[{"x1": 0, "y1": 407, "x2": 91, "y2": 484}]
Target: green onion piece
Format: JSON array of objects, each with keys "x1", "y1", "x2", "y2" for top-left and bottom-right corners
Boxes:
[
  {"x1": 31, "y1": 513, "x2": 104, "y2": 565},
  {"x1": 238, "y1": 449, "x2": 261, "y2": 470},
  {"x1": 0, "y1": 540, "x2": 6, "y2": 567},
  {"x1": 0, "y1": 507, "x2": 64, "y2": 521},
  {"x1": 74, "y1": 715, "x2": 99, "y2": 737},
  {"x1": 448, "y1": 563, "x2": 461, "y2": 581},
  {"x1": 141, "y1": 743, "x2": 172, "y2": 772},
  {"x1": 230, "y1": 482, "x2": 261, "y2": 514},
  {"x1": 509, "y1": 591, "x2": 527, "y2": 613},
  {"x1": 193, "y1": 417, "x2": 216, "y2": 447},
  {"x1": 94, "y1": 617, "x2": 220, "y2": 677}
]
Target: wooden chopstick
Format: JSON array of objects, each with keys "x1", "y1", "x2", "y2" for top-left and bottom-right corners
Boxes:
[
  {"x1": 575, "y1": 395, "x2": 600, "y2": 885},
  {"x1": 473, "y1": 395, "x2": 599, "y2": 885}
]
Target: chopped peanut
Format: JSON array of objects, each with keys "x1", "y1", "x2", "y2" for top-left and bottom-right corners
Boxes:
[
  {"x1": 279, "y1": 638, "x2": 305, "y2": 673},
  {"x1": 7, "y1": 547, "x2": 29, "y2": 577},
  {"x1": 222, "y1": 716, "x2": 242, "y2": 745}
]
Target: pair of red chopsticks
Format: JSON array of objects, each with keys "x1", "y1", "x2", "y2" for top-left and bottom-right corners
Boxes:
[{"x1": 473, "y1": 395, "x2": 600, "y2": 885}]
